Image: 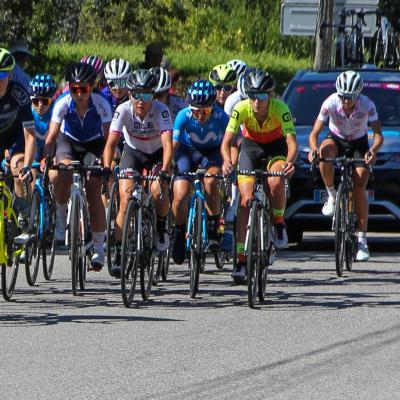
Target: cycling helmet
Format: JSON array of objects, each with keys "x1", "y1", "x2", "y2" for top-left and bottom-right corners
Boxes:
[
  {"x1": 209, "y1": 64, "x2": 237, "y2": 85},
  {"x1": 244, "y1": 69, "x2": 275, "y2": 94},
  {"x1": 227, "y1": 59, "x2": 247, "y2": 77},
  {"x1": 29, "y1": 73, "x2": 57, "y2": 97},
  {"x1": 0, "y1": 48, "x2": 15, "y2": 72},
  {"x1": 104, "y1": 58, "x2": 131, "y2": 80},
  {"x1": 66, "y1": 62, "x2": 97, "y2": 85},
  {"x1": 150, "y1": 67, "x2": 171, "y2": 93},
  {"x1": 188, "y1": 79, "x2": 216, "y2": 107},
  {"x1": 237, "y1": 67, "x2": 255, "y2": 97},
  {"x1": 80, "y1": 55, "x2": 105, "y2": 75},
  {"x1": 336, "y1": 70, "x2": 363, "y2": 96},
  {"x1": 126, "y1": 69, "x2": 158, "y2": 91}
]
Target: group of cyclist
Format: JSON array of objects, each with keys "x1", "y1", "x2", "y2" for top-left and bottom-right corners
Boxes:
[{"x1": 0, "y1": 43, "x2": 383, "y2": 288}]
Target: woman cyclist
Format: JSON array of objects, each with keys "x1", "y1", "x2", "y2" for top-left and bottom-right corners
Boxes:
[
  {"x1": 44, "y1": 62, "x2": 113, "y2": 270},
  {"x1": 208, "y1": 64, "x2": 238, "y2": 109}
]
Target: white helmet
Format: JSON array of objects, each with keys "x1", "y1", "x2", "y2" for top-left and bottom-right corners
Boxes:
[
  {"x1": 227, "y1": 59, "x2": 247, "y2": 76},
  {"x1": 150, "y1": 67, "x2": 171, "y2": 93},
  {"x1": 104, "y1": 58, "x2": 131, "y2": 80},
  {"x1": 336, "y1": 70, "x2": 363, "y2": 96},
  {"x1": 236, "y1": 66, "x2": 255, "y2": 97}
]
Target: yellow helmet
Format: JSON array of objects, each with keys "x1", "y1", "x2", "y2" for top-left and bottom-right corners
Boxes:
[
  {"x1": 209, "y1": 64, "x2": 237, "y2": 86},
  {"x1": 0, "y1": 48, "x2": 15, "y2": 72}
]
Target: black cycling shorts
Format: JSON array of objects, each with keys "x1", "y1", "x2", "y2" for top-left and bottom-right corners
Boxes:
[
  {"x1": 56, "y1": 134, "x2": 105, "y2": 163},
  {"x1": 120, "y1": 144, "x2": 163, "y2": 172}
]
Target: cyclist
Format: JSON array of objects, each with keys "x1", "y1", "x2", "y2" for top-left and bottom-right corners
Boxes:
[
  {"x1": 221, "y1": 69, "x2": 297, "y2": 282},
  {"x1": 150, "y1": 66, "x2": 186, "y2": 123},
  {"x1": 308, "y1": 70, "x2": 383, "y2": 261},
  {"x1": 44, "y1": 62, "x2": 113, "y2": 270},
  {"x1": 0, "y1": 48, "x2": 35, "y2": 222},
  {"x1": 171, "y1": 79, "x2": 229, "y2": 265},
  {"x1": 209, "y1": 64, "x2": 238, "y2": 109},
  {"x1": 103, "y1": 69, "x2": 173, "y2": 276},
  {"x1": 29, "y1": 73, "x2": 57, "y2": 163}
]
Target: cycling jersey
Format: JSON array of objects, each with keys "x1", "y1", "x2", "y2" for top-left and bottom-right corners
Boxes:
[
  {"x1": 100, "y1": 86, "x2": 128, "y2": 112},
  {"x1": 32, "y1": 105, "x2": 53, "y2": 143},
  {"x1": 226, "y1": 98, "x2": 295, "y2": 144},
  {"x1": 165, "y1": 95, "x2": 187, "y2": 123},
  {"x1": 11, "y1": 65, "x2": 30, "y2": 91},
  {"x1": 173, "y1": 106, "x2": 229, "y2": 149},
  {"x1": 318, "y1": 93, "x2": 378, "y2": 141},
  {"x1": 51, "y1": 92, "x2": 112, "y2": 143},
  {"x1": 0, "y1": 80, "x2": 34, "y2": 151},
  {"x1": 110, "y1": 100, "x2": 172, "y2": 154}
]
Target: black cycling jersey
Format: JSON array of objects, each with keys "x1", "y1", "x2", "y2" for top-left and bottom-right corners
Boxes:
[{"x1": 0, "y1": 80, "x2": 34, "y2": 151}]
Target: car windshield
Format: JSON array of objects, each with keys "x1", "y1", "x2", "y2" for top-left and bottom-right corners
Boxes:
[{"x1": 284, "y1": 81, "x2": 400, "y2": 126}]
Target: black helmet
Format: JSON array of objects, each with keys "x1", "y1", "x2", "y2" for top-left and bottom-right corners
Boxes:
[
  {"x1": 244, "y1": 69, "x2": 275, "y2": 94},
  {"x1": 65, "y1": 62, "x2": 97, "y2": 85},
  {"x1": 126, "y1": 69, "x2": 158, "y2": 91}
]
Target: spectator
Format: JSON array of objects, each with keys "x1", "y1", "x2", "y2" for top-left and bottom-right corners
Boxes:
[{"x1": 8, "y1": 39, "x2": 32, "y2": 90}]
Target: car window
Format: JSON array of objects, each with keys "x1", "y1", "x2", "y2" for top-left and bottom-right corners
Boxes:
[{"x1": 285, "y1": 81, "x2": 400, "y2": 127}]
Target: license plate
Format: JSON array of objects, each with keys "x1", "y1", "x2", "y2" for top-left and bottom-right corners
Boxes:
[{"x1": 313, "y1": 189, "x2": 375, "y2": 203}]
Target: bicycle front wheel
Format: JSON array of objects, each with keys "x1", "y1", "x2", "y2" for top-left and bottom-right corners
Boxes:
[
  {"x1": 345, "y1": 195, "x2": 357, "y2": 272},
  {"x1": 42, "y1": 192, "x2": 56, "y2": 281},
  {"x1": 121, "y1": 200, "x2": 139, "y2": 307},
  {"x1": 247, "y1": 202, "x2": 260, "y2": 308},
  {"x1": 334, "y1": 184, "x2": 346, "y2": 277},
  {"x1": 70, "y1": 194, "x2": 81, "y2": 295},
  {"x1": 25, "y1": 189, "x2": 40, "y2": 286},
  {"x1": 188, "y1": 197, "x2": 202, "y2": 298},
  {"x1": 106, "y1": 181, "x2": 119, "y2": 276},
  {"x1": 258, "y1": 209, "x2": 271, "y2": 302}
]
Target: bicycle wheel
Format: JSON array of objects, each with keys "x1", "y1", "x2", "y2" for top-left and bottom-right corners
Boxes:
[
  {"x1": 1, "y1": 217, "x2": 20, "y2": 301},
  {"x1": 345, "y1": 193, "x2": 357, "y2": 271},
  {"x1": 42, "y1": 192, "x2": 56, "y2": 281},
  {"x1": 140, "y1": 206, "x2": 157, "y2": 301},
  {"x1": 161, "y1": 212, "x2": 172, "y2": 282},
  {"x1": 106, "y1": 181, "x2": 119, "y2": 276},
  {"x1": 247, "y1": 202, "x2": 260, "y2": 308},
  {"x1": 24, "y1": 189, "x2": 40, "y2": 286},
  {"x1": 334, "y1": 184, "x2": 346, "y2": 277},
  {"x1": 121, "y1": 199, "x2": 139, "y2": 307},
  {"x1": 69, "y1": 194, "x2": 81, "y2": 295},
  {"x1": 188, "y1": 197, "x2": 202, "y2": 298},
  {"x1": 258, "y1": 209, "x2": 271, "y2": 302}
]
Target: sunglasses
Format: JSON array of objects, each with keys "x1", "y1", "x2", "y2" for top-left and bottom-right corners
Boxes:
[
  {"x1": 0, "y1": 71, "x2": 9, "y2": 80},
  {"x1": 190, "y1": 106, "x2": 213, "y2": 117},
  {"x1": 31, "y1": 97, "x2": 52, "y2": 106},
  {"x1": 70, "y1": 84, "x2": 91, "y2": 94},
  {"x1": 108, "y1": 79, "x2": 128, "y2": 89},
  {"x1": 248, "y1": 92, "x2": 269, "y2": 101},
  {"x1": 131, "y1": 92, "x2": 154, "y2": 102},
  {"x1": 215, "y1": 84, "x2": 233, "y2": 91},
  {"x1": 338, "y1": 94, "x2": 358, "y2": 101}
]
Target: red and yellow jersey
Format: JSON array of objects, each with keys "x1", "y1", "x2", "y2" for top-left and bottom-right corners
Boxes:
[{"x1": 226, "y1": 98, "x2": 296, "y2": 144}]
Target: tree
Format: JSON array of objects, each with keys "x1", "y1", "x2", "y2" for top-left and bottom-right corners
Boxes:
[{"x1": 313, "y1": 0, "x2": 334, "y2": 70}]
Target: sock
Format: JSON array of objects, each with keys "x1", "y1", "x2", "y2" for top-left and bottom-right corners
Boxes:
[
  {"x1": 92, "y1": 231, "x2": 105, "y2": 254},
  {"x1": 273, "y1": 208, "x2": 285, "y2": 224},
  {"x1": 357, "y1": 231, "x2": 367, "y2": 244},
  {"x1": 326, "y1": 185, "x2": 336, "y2": 200},
  {"x1": 237, "y1": 242, "x2": 245, "y2": 262},
  {"x1": 156, "y1": 216, "x2": 167, "y2": 233}
]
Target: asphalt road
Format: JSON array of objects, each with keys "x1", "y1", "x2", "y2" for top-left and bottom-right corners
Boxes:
[{"x1": 1, "y1": 232, "x2": 400, "y2": 400}]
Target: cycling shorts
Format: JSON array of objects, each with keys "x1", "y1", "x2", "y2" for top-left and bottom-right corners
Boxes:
[
  {"x1": 0, "y1": 129, "x2": 25, "y2": 159},
  {"x1": 56, "y1": 134, "x2": 105, "y2": 162},
  {"x1": 174, "y1": 145, "x2": 222, "y2": 181},
  {"x1": 324, "y1": 133, "x2": 369, "y2": 168},
  {"x1": 238, "y1": 137, "x2": 287, "y2": 183},
  {"x1": 120, "y1": 144, "x2": 163, "y2": 172}
]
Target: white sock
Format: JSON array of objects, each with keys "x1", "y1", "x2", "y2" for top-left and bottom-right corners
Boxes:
[
  {"x1": 93, "y1": 231, "x2": 105, "y2": 254},
  {"x1": 326, "y1": 185, "x2": 336, "y2": 200},
  {"x1": 357, "y1": 232, "x2": 367, "y2": 244}
]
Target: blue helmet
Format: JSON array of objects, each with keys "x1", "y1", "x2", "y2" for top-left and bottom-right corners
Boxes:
[
  {"x1": 29, "y1": 73, "x2": 57, "y2": 97},
  {"x1": 187, "y1": 79, "x2": 216, "y2": 107}
]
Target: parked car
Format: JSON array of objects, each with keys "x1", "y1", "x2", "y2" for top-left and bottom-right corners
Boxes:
[{"x1": 282, "y1": 68, "x2": 400, "y2": 243}]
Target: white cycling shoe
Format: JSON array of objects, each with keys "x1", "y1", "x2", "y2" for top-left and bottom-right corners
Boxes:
[{"x1": 322, "y1": 197, "x2": 335, "y2": 216}]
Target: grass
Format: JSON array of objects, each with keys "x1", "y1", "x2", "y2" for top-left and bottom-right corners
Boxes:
[{"x1": 43, "y1": 41, "x2": 313, "y2": 94}]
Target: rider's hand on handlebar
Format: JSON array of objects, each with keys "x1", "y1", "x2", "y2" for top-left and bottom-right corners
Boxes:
[
  {"x1": 222, "y1": 159, "x2": 233, "y2": 176},
  {"x1": 282, "y1": 161, "x2": 295, "y2": 177},
  {"x1": 365, "y1": 150, "x2": 376, "y2": 165},
  {"x1": 308, "y1": 149, "x2": 319, "y2": 163}
]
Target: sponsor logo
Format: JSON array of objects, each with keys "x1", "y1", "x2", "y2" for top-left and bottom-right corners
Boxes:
[
  {"x1": 282, "y1": 112, "x2": 292, "y2": 122},
  {"x1": 11, "y1": 85, "x2": 29, "y2": 106},
  {"x1": 231, "y1": 110, "x2": 240, "y2": 120},
  {"x1": 189, "y1": 131, "x2": 218, "y2": 145},
  {"x1": 162, "y1": 110, "x2": 170, "y2": 119},
  {"x1": 113, "y1": 111, "x2": 120, "y2": 119}
]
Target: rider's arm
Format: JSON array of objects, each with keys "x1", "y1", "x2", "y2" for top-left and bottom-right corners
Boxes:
[
  {"x1": 23, "y1": 127, "x2": 36, "y2": 167},
  {"x1": 161, "y1": 130, "x2": 173, "y2": 171},
  {"x1": 366, "y1": 120, "x2": 383, "y2": 163},
  {"x1": 221, "y1": 105, "x2": 242, "y2": 173},
  {"x1": 308, "y1": 119, "x2": 325, "y2": 153},
  {"x1": 44, "y1": 121, "x2": 61, "y2": 156}
]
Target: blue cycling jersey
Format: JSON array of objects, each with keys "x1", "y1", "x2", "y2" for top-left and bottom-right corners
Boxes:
[
  {"x1": 32, "y1": 104, "x2": 53, "y2": 145},
  {"x1": 173, "y1": 106, "x2": 229, "y2": 149},
  {"x1": 51, "y1": 92, "x2": 112, "y2": 143}
]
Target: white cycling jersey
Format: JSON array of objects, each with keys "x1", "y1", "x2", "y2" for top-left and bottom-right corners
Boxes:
[
  {"x1": 318, "y1": 93, "x2": 379, "y2": 141},
  {"x1": 110, "y1": 100, "x2": 172, "y2": 154},
  {"x1": 224, "y1": 90, "x2": 245, "y2": 117}
]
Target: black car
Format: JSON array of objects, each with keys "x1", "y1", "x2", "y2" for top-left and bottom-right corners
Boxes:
[{"x1": 282, "y1": 68, "x2": 400, "y2": 243}]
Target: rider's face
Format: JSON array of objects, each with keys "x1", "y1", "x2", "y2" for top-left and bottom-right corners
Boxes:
[{"x1": 0, "y1": 73, "x2": 10, "y2": 97}]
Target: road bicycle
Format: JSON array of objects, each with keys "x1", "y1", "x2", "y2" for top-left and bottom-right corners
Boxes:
[
  {"x1": 180, "y1": 169, "x2": 225, "y2": 299},
  {"x1": 23, "y1": 159, "x2": 57, "y2": 285},
  {"x1": 311, "y1": 154, "x2": 370, "y2": 277},
  {"x1": 51, "y1": 159, "x2": 104, "y2": 295},
  {"x1": 119, "y1": 168, "x2": 162, "y2": 307},
  {"x1": 239, "y1": 170, "x2": 285, "y2": 308}
]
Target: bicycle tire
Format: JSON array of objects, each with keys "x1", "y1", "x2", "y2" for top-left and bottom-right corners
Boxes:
[
  {"x1": 189, "y1": 197, "x2": 202, "y2": 298},
  {"x1": 70, "y1": 194, "x2": 81, "y2": 295},
  {"x1": 247, "y1": 202, "x2": 260, "y2": 308},
  {"x1": 334, "y1": 184, "x2": 346, "y2": 277},
  {"x1": 140, "y1": 205, "x2": 157, "y2": 301},
  {"x1": 345, "y1": 192, "x2": 357, "y2": 271},
  {"x1": 121, "y1": 199, "x2": 139, "y2": 307},
  {"x1": 106, "y1": 181, "x2": 119, "y2": 276},
  {"x1": 258, "y1": 209, "x2": 270, "y2": 302},
  {"x1": 25, "y1": 189, "x2": 40, "y2": 286},
  {"x1": 42, "y1": 192, "x2": 56, "y2": 281},
  {"x1": 161, "y1": 211, "x2": 172, "y2": 282},
  {"x1": 1, "y1": 217, "x2": 20, "y2": 301}
]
